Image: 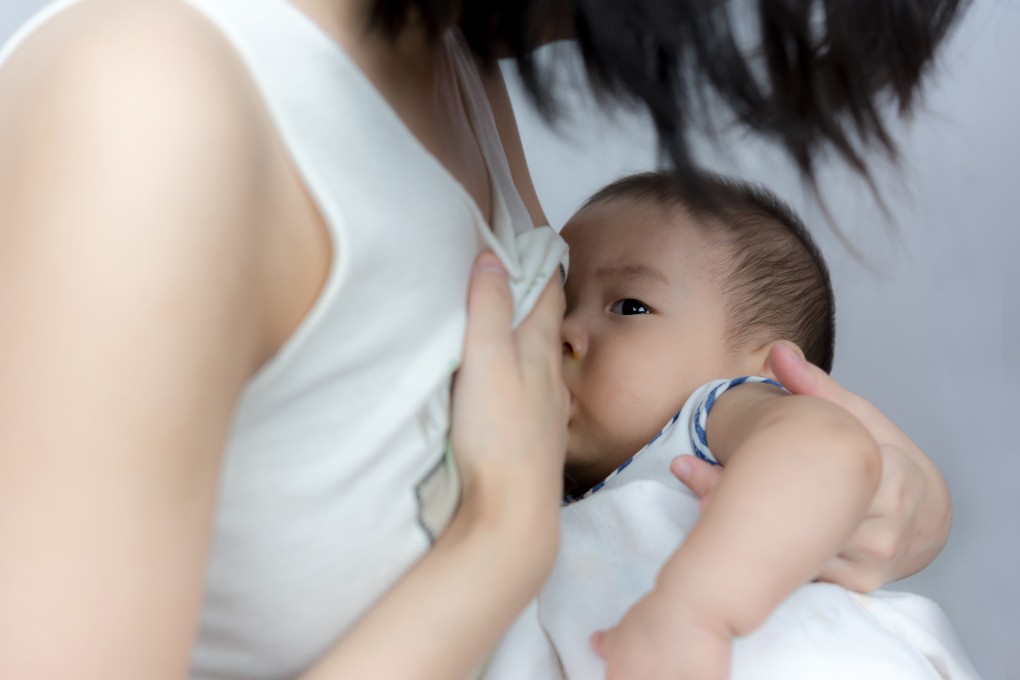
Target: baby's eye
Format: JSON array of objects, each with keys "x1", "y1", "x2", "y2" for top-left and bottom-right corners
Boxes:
[{"x1": 610, "y1": 299, "x2": 651, "y2": 315}]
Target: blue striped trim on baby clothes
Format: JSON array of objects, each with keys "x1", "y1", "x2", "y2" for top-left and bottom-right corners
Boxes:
[
  {"x1": 561, "y1": 409, "x2": 691, "y2": 505},
  {"x1": 561, "y1": 456, "x2": 636, "y2": 506},
  {"x1": 562, "y1": 377, "x2": 784, "y2": 505},
  {"x1": 691, "y1": 377, "x2": 784, "y2": 465}
]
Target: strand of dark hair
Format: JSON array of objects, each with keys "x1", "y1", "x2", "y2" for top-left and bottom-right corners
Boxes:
[{"x1": 371, "y1": 0, "x2": 969, "y2": 198}]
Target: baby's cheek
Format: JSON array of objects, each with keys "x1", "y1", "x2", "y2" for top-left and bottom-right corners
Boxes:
[
  {"x1": 583, "y1": 366, "x2": 663, "y2": 455},
  {"x1": 604, "y1": 394, "x2": 667, "y2": 454},
  {"x1": 605, "y1": 375, "x2": 648, "y2": 412}
]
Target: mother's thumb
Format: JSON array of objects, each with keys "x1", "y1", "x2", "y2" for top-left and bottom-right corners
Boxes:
[
  {"x1": 464, "y1": 252, "x2": 513, "y2": 356},
  {"x1": 768, "y1": 342, "x2": 827, "y2": 398}
]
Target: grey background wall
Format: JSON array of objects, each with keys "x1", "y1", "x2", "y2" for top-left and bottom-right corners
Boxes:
[{"x1": 2, "y1": 1, "x2": 1016, "y2": 677}]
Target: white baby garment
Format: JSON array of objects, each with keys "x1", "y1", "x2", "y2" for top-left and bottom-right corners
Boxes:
[{"x1": 485, "y1": 379, "x2": 980, "y2": 680}]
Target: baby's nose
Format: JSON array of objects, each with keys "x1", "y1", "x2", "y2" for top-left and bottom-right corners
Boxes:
[{"x1": 560, "y1": 321, "x2": 587, "y2": 359}]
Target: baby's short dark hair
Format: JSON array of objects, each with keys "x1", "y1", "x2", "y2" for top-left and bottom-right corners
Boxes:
[{"x1": 582, "y1": 171, "x2": 836, "y2": 373}]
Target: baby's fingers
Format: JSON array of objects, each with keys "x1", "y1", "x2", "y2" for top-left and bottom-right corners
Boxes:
[{"x1": 671, "y1": 455, "x2": 723, "y2": 503}]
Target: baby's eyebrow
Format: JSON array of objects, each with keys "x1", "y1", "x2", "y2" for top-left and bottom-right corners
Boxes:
[{"x1": 595, "y1": 264, "x2": 669, "y2": 285}]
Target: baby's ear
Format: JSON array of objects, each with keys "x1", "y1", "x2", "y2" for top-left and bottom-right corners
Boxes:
[{"x1": 756, "y1": 340, "x2": 806, "y2": 381}]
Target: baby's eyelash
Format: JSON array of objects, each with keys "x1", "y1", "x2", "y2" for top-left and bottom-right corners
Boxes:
[{"x1": 610, "y1": 299, "x2": 652, "y2": 315}]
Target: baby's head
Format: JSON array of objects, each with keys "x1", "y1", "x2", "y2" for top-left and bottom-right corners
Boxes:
[{"x1": 560, "y1": 170, "x2": 835, "y2": 491}]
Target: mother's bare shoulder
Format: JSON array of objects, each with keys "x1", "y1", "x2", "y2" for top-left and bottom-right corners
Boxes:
[
  {"x1": 0, "y1": 0, "x2": 286, "y2": 357},
  {"x1": 0, "y1": 0, "x2": 276, "y2": 197}
]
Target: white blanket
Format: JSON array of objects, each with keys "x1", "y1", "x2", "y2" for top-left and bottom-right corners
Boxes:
[{"x1": 485, "y1": 381, "x2": 979, "y2": 679}]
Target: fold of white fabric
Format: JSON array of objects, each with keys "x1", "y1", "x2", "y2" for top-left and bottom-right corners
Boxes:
[{"x1": 508, "y1": 226, "x2": 569, "y2": 328}]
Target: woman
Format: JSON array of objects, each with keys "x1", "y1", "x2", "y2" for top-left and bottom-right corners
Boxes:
[{"x1": 0, "y1": 0, "x2": 965, "y2": 678}]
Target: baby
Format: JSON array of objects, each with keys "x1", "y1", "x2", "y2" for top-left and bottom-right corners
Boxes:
[{"x1": 485, "y1": 171, "x2": 976, "y2": 680}]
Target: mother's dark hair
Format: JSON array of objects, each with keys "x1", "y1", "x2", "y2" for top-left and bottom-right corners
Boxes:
[{"x1": 372, "y1": 0, "x2": 969, "y2": 191}]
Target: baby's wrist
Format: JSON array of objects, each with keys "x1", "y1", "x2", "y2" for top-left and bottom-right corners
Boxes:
[
  {"x1": 651, "y1": 591, "x2": 736, "y2": 671},
  {"x1": 653, "y1": 571, "x2": 740, "y2": 639}
]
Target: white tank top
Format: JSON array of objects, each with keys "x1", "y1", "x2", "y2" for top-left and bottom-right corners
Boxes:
[{"x1": 0, "y1": 2, "x2": 567, "y2": 678}]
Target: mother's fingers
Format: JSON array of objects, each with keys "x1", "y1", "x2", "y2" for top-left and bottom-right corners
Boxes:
[
  {"x1": 816, "y1": 523, "x2": 902, "y2": 593},
  {"x1": 769, "y1": 344, "x2": 949, "y2": 587},
  {"x1": 515, "y1": 274, "x2": 566, "y2": 367},
  {"x1": 462, "y1": 252, "x2": 515, "y2": 369},
  {"x1": 815, "y1": 555, "x2": 885, "y2": 593},
  {"x1": 823, "y1": 446, "x2": 920, "y2": 582},
  {"x1": 768, "y1": 343, "x2": 878, "y2": 428}
]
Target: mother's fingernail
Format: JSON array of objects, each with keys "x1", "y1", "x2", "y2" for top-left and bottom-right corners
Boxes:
[{"x1": 778, "y1": 342, "x2": 804, "y2": 363}]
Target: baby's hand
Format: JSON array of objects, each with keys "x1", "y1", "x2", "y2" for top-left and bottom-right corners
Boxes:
[{"x1": 592, "y1": 589, "x2": 732, "y2": 680}]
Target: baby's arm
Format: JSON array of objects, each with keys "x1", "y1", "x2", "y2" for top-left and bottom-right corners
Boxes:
[{"x1": 596, "y1": 382, "x2": 881, "y2": 679}]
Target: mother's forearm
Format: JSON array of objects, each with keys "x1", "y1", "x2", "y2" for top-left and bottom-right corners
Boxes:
[{"x1": 302, "y1": 498, "x2": 557, "y2": 680}]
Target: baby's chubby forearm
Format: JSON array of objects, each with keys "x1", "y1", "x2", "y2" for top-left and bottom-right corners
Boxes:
[{"x1": 654, "y1": 384, "x2": 882, "y2": 638}]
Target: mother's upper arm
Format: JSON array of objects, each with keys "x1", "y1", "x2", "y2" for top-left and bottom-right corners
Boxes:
[{"x1": 0, "y1": 4, "x2": 272, "y2": 678}]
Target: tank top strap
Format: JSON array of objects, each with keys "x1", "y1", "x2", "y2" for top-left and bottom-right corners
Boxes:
[
  {"x1": 443, "y1": 30, "x2": 568, "y2": 327},
  {"x1": 443, "y1": 29, "x2": 541, "y2": 239}
]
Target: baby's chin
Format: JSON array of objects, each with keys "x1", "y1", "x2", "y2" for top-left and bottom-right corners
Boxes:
[
  {"x1": 568, "y1": 422, "x2": 643, "y2": 462},
  {"x1": 564, "y1": 428, "x2": 587, "y2": 464}
]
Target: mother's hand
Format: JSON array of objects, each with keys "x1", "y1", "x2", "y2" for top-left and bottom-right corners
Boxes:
[
  {"x1": 672, "y1": 343, "x2": 952, "y2": 591},
  {"x1": 451, "y1": 251, "x2": 570, "y2": 566},
  {"x1": 311, "y1": 254, "x2": 569, "y2": 680}
]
